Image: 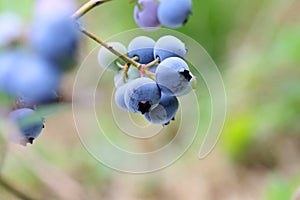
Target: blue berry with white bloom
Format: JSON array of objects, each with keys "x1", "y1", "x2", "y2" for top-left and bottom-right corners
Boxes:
[
  {"x1": 6, "y1": 53, "x2": 61, "y2": 103},
  {"x1": 9, "y1": 108, "x2": 44, "y2": 145},
  {"x1": 156, "y1": 57, "x2": 193, "y2": 96},
  {"x1": 154, "y1": 35, "x2": 187, "y2": 62},
  {"x1": 158, "y1": 0, "x2": 192, "y2": 28},
  {"x1": 98, "y1": 42, "x2": 127, "y2": 71},
  {"x1": 128, "y1": 36, "x2": 156, "y2": 64},
  {"x1": 144, "y1": 94, "x2": 178, "y2": 125},
  {"x1": 124, "y1": 77, "x2": 161, "y2": 114}
]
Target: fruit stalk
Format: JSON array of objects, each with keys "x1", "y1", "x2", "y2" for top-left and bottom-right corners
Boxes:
[
  {"x1": 78, "y1": 25, "x2": 141, "y2": 68},
  {"x1": 71, "y1": 0, "x2": 112, "y2": 19}
]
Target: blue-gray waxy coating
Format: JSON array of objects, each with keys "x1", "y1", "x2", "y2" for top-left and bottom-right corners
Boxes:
[
  {"x1": 154, "y1": 35, "x2": 187, "y2": 61},
  {"x1": 128, "y1": 36, "x2": 156, "y2": 64},
  {"x1": 114, "y1": 83, "x2": 129, "y2": 111},
  {"x1": 144, "y1": 94, "x2": 178, "y2": 125},
  {"x1": 124, "y1": 77, "x2": 161, "y2": 114},
  {"x1": 158, "y1": 0, "x2": 192, "y2": 28},
  {"x1": 5, "y1": 53, "x2": 61, "y2": 103},
  {"x1": 114, "y1": 67, "x2": 140, "y2": 88},
  {"x1": 31, "y1": 16, "x2": 79, "y2": 71},
  {"x1": 9, "y1": 108, "x2": 44, "y2": 140},
  {"x1": 134, "y1": 0, "x2": 160, "y2": 29},
  {"x1": 98, "y1": 42, "x2": 127, "y2": 71},
  {"x1": 156, "y1": 57, "x2": 192, "y2": 96},
  {"x1": 0, "y1": 51, "x2": 17, "y2": 93}
]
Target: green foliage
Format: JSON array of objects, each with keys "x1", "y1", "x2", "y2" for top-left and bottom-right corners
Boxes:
[
  {"x1": 264, "y1": 175, "x2": 299, "y2": 200},
  {"x1": 0, "y1": 0, "x2": 33, "y2": 20}
]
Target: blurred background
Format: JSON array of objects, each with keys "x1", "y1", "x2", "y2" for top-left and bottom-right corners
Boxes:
[{"x1": 0, "y1": 0, "x2": 300, "y2": 199}]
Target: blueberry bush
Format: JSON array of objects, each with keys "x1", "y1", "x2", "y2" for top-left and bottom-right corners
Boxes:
[{"x1": 0, "y1": 0, "x2": 300, "y2": 199}]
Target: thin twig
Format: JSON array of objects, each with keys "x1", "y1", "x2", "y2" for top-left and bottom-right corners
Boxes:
[
  {"x1": 144, "y1": 57, "x2": 160, "y2": 69},
  {"x1": 78, "y1": 25, "x2": 141, "y2": 68},
  {"x1": 71, "y1": 0, "x2": 112, "y2": 19},
  {"x1": 0, "y1": 175, "x2": 37, "y2": 200}
]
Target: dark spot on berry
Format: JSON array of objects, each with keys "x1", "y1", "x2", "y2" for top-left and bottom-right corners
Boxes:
[
  {"x1": 179, "y1": 70, "x2": 192, "y2": 81},
  {"x1": 171, "y1": 117, "x2": 175, "y2": 121},
  {"x1": 138, "y1": 101, "x2": 151, "y2": 114},
  {"x1": 28, "y1": 137, "x2": 34, "y2": 144},
  {"x1": 183, "y1": 17, "x2": 189, "y2": 25},
  {"x1": 163, "y1": 121, "x2": 170, "y2": 126}
]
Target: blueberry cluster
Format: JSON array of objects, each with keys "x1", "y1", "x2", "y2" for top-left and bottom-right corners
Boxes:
[
  {"x1": 0, "y1": 0, "x2": 79, "y2": 145},
  {"x1": 134, "y1": 0, "x2": 192, "y2": 29},
  {"x1": 98, "y1": 35, "x2": 195, "y2": 125}
]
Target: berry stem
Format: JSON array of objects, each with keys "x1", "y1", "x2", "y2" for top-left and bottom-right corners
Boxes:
[
  {"x1": 144, "y1": 57, "x2": 160, "y2": 69},
  {"x1": 122, "y1": 63, "x2": 130, "y2": 83},
  {"x1": 71, "y1": 0, "x2": 112, "y2": 19},
  {"x1": 78, "y1": 25, "x2": 141, "y2": 68},
  {"x1": 116, "y1": 62, "x2": 125, "y2": 69}
]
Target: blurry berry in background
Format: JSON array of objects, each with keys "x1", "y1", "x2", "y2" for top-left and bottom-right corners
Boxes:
[
  {"x1": 124, "y1": 77, "x2": 161, "y2": 114},
  {"x1": 154, "y1": 35, "x2": 187, "y2": 62},
  {"x1": 156, "y1": 57, "x2": 193, "y2": 96},
  {"x1": 0, "y1": 12, "x2": 22, "y2": 47},
  {"x1": 128, "y1": 36, "x2": 156, "y2": 64},
  {"x1": 144, "y1": 94, "x2": 178, "y2": 125},
  {"x1": 5, "y1": 52, "x2": 61, "y2": 103},
  {"x1": 98, "y1": 42, "x2": 127, "y2": 71},
  {"x1": 30, "y1": 18, "x2": 79, "y2": 72},
  {"x1": 134, "y1": 0, "x2": 160, "y2": 30},
  {"x1": 9, "y1": 108, "x2": 44, "y2": 146},
  {"x1": 158, "y1": 0, "x2": 192, "y2": 28},
  {"x1": 0, "y1": 51, "x2": 18, "y2": 93},
  {"x1": 15, "y1": 91, "x2": 61, "y2": 110},
  {"x1": 31, "y1": 0, "x2": 79, "y2": 72},
  {"x1": 34, "y1": 0, "x2": 76, "y2": 18}
]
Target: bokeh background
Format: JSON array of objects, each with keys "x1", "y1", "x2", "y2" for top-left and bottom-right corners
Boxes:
[{"x1": 0, "y1": 0, "x2": 300, "y2": 199}]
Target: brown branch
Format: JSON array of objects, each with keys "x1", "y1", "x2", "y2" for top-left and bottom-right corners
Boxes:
[
  {"x1": 71, "y1": 0, "x2": 112, "y2": 20},
  {"x1": 78, "y1": 25, "x2": 142, "y2": 68}
]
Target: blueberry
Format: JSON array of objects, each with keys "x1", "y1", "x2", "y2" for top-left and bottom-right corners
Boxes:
[
  {"x1": 15, "y1": 91, "x2": 61, "y2": 109},
  {"x1": 128, "y1": 36, "x2": 156, "y2": 64},
  {"x1": 158, "y1": 0, "x2": 192, "y2": 28},
  {"x1": 98, "y1": 42, "x2": 127, "y2": 71},
  {"x1": 0, "y1": 12, "x2": 22, "y2": 47},
  {"x1": 114, "y1": 67, "x2": 140, "y2": 87},
  {"x1": 156, "y1": 57, "x2": 193, "y2": 96},
  {"x1": 114, "y1": 83, "x2": 129, "y2": 111},
  {"x1": 30, "y1": 0, "x2": 79, "y2": 72},
  {"x1": 148, "y1": 64, "x2": 158, "y2": 73},
  {"x1": 124, "y1": 77, "x2": 161, "y2": 114},
  {"x1": 0, "y1": 51, "x2": 18, "y2": 93},
  {"x1": 9, "y1": 108, "x2": 44, "y2": 145},
  {"x1": 34, "y1": 0, "x2": 76, "y2": 18},
  {"x1": 114, "y1": 71, "x2": 124, "y2": 88},
  {"x1": 144, "y1": 94, "x2": 178, "y2": 125},
  {"x1": 134, "y1": 0, "x2": 160, "y2": 30},
  {"x1": 154, "y1": 35, "x2": 187, "y2": 62},
  {"x1": 5, "y1": 53, "x2": 61, "y2": 103}
]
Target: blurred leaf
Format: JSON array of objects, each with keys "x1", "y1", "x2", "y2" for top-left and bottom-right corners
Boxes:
[
  {"x1": 128, "y1": 0, "x2": 138, "y2": 4},
  {"x1": 264, "y1": 175, "x2": 299, "y2": 200},
  {"x1": 221, "y1": 112, "x2": 256, "y2": 160}
]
